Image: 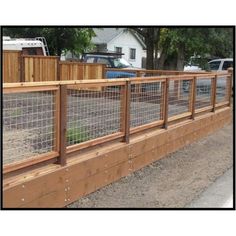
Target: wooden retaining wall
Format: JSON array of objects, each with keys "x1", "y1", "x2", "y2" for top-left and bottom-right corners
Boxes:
[{"x1": 2, "y1": 107, "x2": 231, "y2": 208}]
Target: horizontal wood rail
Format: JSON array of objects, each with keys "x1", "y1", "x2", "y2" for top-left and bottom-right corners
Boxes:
[
  {"x1": 3, "y1": 151, "x2": 59, "y2": 174},
  {"x1": 130, "y1": 120, "x2": 164, "y2": 134},
  {"x1": 59, "y1": 61, "x2": 105, "y2": 66},
  {"x1": 66, "y1": 132, "x2": 124, "y2": 154},
  {"x1": 195, "y1": 106, "x2": 213, "y2": 114},
  {"x1": 104, "y1": 68, "x2": 212, "y2": 75},
  {"x1": 3, "y1": 85, "x2": 59, "y2": 94},
  {"x1": 3, "y1": 79, "x2": 129, "y2": 89},
  {"x1": 22, "y1": 55, "x2": 59, "y2": 59},
  {"x1": 168, "y1": 112, "x2": 192, "y2": 122},
  {"x1": 215, "y1": 101, "x2": 230, "y2": 108}
]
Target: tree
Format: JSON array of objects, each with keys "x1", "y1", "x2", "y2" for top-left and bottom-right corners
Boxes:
[
  {"x1": 129, "y1": 28, "x2": 160, "y2": 70},
  {"x1": 3, "y1": 27, "x2": 95, "y2": 57},
  {"x1": 129, "y1": 27, "x2": 233, "y2": 70},
  {"x1": 157, "y1": 27, "x2": 233, "y2": 70}
]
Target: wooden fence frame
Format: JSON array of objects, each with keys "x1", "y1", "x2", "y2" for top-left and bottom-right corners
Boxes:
[{"x1": 2, "y1": 69, "x2": 233, "y2": 176}]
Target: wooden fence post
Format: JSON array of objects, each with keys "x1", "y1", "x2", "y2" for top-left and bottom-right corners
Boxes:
[
  {"x1": 57, "y1": 57, "x2": 61, "y2": 81},
  {"x1": 122, "y1": 81, "x2": 131, "y2": 143},
  {"x1": 163, "y1": 78, "x2": 169, "y2": 129},
  {"x1": 160, "y1": 81, "x2": 165, "y2": 120},
  {"x1": 191, "y1": 77, "x2": 196, "y2": 119},
  {"x1": 227, "y1": 67, "x2": 233, "y2": 106},
  {"x1": 212, "y1": 75, "x2": 217, "y2": 112},
  {"x1": 58, "y1": 84, "x2": 67, "y2": 166},
  {"x1": 20, "y1": 52, "x2": 25, "y2": 82}
]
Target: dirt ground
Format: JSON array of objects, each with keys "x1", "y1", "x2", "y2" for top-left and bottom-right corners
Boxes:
[{"x1": 67, "y1": 122, "x2": 233, "y2": 208}]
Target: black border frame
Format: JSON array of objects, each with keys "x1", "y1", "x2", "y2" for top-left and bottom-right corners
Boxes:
[{"x1": 1, "y1": 25, "x2": 235, "y2": 210}]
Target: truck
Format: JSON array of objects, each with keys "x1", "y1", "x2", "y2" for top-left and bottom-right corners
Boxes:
[
  {"x1": 82, "y1": 51, "x2": 138, "y2": 79},
  {"x1": 2, "y1": 36, "x2": 49, "y2": 56}
]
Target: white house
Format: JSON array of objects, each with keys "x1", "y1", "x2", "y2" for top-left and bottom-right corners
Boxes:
[{"x1": 92, "y1": 28, "x2": 146, "y2": 68}]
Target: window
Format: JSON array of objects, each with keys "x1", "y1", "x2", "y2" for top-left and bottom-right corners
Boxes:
[
  {"x1": 96, "y1": 58, "x2": 112, "y2": 67},
  {"x1": 129, "y1": 48, "x2": 136, "y2": 60},
  {"x1": 222, "y1": 61, "x2": 233, "y2": 70},
  {"x1": 209, "y1": 61, "x2": 221, "y2": 70},
  {"x1": 86, "y1": 57, "x2": 95, "y2": 63},
  {"x1": 115, "y1": 47, "x2": 122, "y2": 58}
]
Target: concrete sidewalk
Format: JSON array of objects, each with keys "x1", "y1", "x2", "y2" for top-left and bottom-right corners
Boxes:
[{"x1": 186, "y1": 167, "x2": 233, "y2": 208}]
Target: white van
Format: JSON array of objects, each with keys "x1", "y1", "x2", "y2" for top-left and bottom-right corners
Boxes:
[
  {"x1": 2, "y1": 36, "x2": 49, "y2": 56},
  {"x1": 208, "y1": 58, "x2": 233, "y2": 71}
]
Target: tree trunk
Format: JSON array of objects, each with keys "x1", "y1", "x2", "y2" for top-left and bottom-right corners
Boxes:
[
  {"x1": 145, "y1": 28, "x2": 154, "y2": 70},
  {"x1": 157, "y1": 50, "x2": 167, "y2": 69},
  {"x1": 176, "y1": 45, "x2": 185, "y2": 71}
]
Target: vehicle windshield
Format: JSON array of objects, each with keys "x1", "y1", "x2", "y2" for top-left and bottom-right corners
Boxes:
[
  {"x1": 209, "y1": 61, "x2": 221, "y2": 70},
  {"x1": 113, "y1": 58, "x2": 132, "y2": 68}
]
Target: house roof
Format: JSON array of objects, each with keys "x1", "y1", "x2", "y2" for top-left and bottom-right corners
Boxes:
[
  {"x1": 92, "y1": 28, "x2": 124, "y2": 44},
  {"x1": 92, "y1": 28, "x2": 146, "y2": 49}
]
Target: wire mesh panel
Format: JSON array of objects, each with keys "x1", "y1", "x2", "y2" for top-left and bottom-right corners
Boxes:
[
  {"x1": 67, "y1": 85, "x2": 123, "y2": 146},
  {"x1": 130, "y1": 81, "x2": 163, "y2": 128},
  {"x1": 195, "y1": 77, "x2": 212, "y2": 110},
  {"x1": 168, "y1": 79, "x2": 191, "y2": 117},
  {"x1": 3, "y1": 90, "x2": 56, "y2": 165},
  {"x1": 216, "y1": 76, "x2": 230, "y2": 104}
]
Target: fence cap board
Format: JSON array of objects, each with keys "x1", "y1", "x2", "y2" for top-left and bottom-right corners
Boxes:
[
  {"x1": 3, "y1": 79, "x2": 130, "y2": 88},
  {"x1": 59, "y1": 61, "x2": 105, "y2": 66},
  {"x1": 22, "y1": 55, "x2": 60, "y2": 59}
]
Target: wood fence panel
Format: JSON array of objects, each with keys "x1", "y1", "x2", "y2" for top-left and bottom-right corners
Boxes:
[
  {"x1": 3, "y1": 51, "x2": 21, "y2": 83},
  {"x1": 24, "y1": 56, "x2": 59, "y2": 82},
  {"x1": 60, "y1": 62, "x2": 105, "y2": 81}
]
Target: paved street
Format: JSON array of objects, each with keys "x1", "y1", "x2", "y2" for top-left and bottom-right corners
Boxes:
[{"x1": 186, "y1": 167, "x2": 233, "y2": 208}]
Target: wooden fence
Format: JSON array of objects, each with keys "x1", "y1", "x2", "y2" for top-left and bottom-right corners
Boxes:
[
  {"x1": 3, "y1": 50, "x2": 22, "y2": 83},
  {"x1": 60, "y1": 62, "x2": 105, "y2": 80},
  {"x1": 2, "y1": 69, "x2": 233, "y2": 175},
  {"x1": 23, "y1": 55, "x2": 59, "y2": 82},
  {"x1": 3, "y1": 51, "x2": 105, "y2": 83},
  {"x1": 4, "y1": 50, "x2": 214, "y2": 84}
]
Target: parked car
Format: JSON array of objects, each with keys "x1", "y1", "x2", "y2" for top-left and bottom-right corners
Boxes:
[
  {"x1": 82, "y1": 52, "x2": 137, "y2": 79},
  {"x1": 183, "y1": 58, "x2": 233, "y2": 94},
  {"x1": 208, "y1": 58, "x2": 233, "y2": 71}
]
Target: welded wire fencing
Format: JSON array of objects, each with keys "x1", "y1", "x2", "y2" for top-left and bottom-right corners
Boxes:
[
  {"x1": 67, "y1": 85, "x2": 123, "y2": 146},
  {"x1": 195, "y1": 77, "x2": 213, "y2": 110},
  {"x1": 168, "y1": 79, "x2": 192, "y2": 117},
  {"x1": 130, "y1": 81, "x2": 163, "y2": 128},
  {"x1": 216, "y1": 75, "x2": 230, "y2": 104},
  {"x1": 3, "y1": 90, "x2": 57, "y2": 166},
  {"x1": 3, "y1": 70, "x2": 232, "y2": 173}
]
